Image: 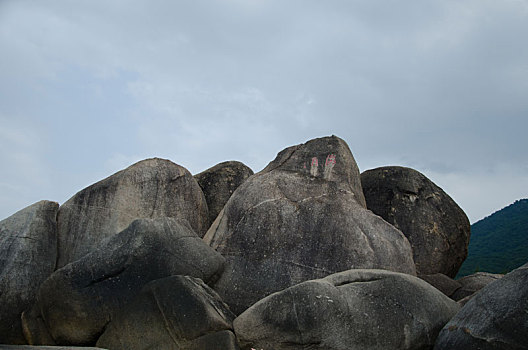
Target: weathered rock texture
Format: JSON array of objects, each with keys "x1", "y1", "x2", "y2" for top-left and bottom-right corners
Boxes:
[
  {"x1": 195, "y1": 161, "x2": 254, "y2": 226},
  {"x1": 234, "y1": 269, "x2": 460, "y2": 350},
  {"x1": 361, "y1": 166, "x2": 471, "y2": 277},
  {"x1": 0, "y1": 201, "x2": 59, "y2": 344},
  {"x1": 419, "y1": 273, "x2": 462, "y2": 299},
  {"x1": 451, "y1": 272, "x2": 503, "y2": 301},
  {"x1": 56, "y1": 158, "x2": 208, "y2": 267},
  {"x1": 97, "y1": 275, "x2": 238, "y2": 350},
  {"x1": 22, "y1": 218, "x2": 225, "y2": 346},
  {"x1": 434, "y1": 263, "x2": 528, "y2": 349},
  {"x1": 0, "y1": 347, "x2": 106, "y2": 349},
  {"x1": 205, "y1": 136, "x2": 416, "y2": 314}
]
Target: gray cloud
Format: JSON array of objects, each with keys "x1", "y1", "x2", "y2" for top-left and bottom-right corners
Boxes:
[{"x1": 1, "y1": 0, "x2": 527, "y2": 223}]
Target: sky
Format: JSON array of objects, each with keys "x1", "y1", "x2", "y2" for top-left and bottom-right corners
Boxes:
[{"x1": 1, "y1": 0, "x2": 527, "y2": 224}]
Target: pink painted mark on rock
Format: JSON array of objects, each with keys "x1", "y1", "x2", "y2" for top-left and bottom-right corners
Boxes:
[
  {"x1": 323, "y1": 154, "x2": 336, "y2": 180},
  {"x1": 325, "y1": 154, "x2": 336, "y2": 166},
  {"x1": 310, "y1": 157, "x2": 319, "y2": 177}
]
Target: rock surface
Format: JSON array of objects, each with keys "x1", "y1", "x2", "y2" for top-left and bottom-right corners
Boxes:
[
  {"x1": 96, "y1": 275, "x2": 238, "y2": 350},
  {"x1": 205, "y1": 136, "x2": 416, "y2": 314},
  {"x1": 0, "y1": 201, "x2": 59, "y2": 344},
  {"x1": 419, "y1": 273, "x2": 462, "y2": 298},
  {"x1": 195, "y1": 161, "x2": 254, "y2": 226},
  {"x1": 434, "y1": 263, "x2": 528, "y2": 349},
  {"x1": 234, "y1": 269, "x2": 460, "y2": 350},
  {"x1": 0, "y1": 347, "x2": 106, "y2": 349},
  {"x1": 56, "y1": 158, "x2": 208, "y2": 267},
  {"x1": 451, "y1": 272, "x2": 503, "y2": 301},
  {"x1": 22, "y1": 218, "x2": 225, "y2": 346},
  {"x1": 361, "y1": 166, "x2": 471, "y2": 277}
]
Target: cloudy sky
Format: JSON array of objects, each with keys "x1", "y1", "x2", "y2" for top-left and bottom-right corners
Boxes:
[{"x1": 1, "y1": 0, "x2": 527, "y2": 223}]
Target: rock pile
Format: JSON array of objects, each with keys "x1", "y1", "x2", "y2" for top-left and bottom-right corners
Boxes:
[{"x1": 0, "y1": 135, "x2": 524, "y2": 350}]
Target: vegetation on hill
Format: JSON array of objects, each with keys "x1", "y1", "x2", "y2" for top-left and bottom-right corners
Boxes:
[{"x1": 457, "y1": 199, "x2": 528, "y2": 278}]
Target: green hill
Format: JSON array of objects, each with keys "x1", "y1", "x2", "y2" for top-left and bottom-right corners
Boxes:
[{"x1": 457, "y1": 198, "x2": 528, "y2": 278}]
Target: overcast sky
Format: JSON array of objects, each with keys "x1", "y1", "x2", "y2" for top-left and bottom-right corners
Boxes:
[{"x1": 1, "y1": 0, "x2": 527, "y2": 223}]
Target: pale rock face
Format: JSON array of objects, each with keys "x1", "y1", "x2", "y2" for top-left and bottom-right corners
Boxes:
[
  {"x1": 0, "y1": 200, "x2": 59, "y2": 344},
  {"x1": 56, "y1": 158, "x2": 208, "y2": 267},
  {"x1": 361, "y1": 166, "x2": 471, "y2": 277},
  {"x1": 234, "y1": 269, "x2": 460, "y2": 350},
  {"x1": 205, "y1": 136, "x2": 416, "y2": 315}
]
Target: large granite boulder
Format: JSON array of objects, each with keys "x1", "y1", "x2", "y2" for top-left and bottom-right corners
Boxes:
[
  {"x1": 0, "y1": 201, "x2": 59, "y2": 344},
  {"x1": 434, "y1": 263, "x2": 528, "y2": 349},
  {"x1": 96, "y1": 275, "x2": 238, "y2": 350},
  {"x1": 451, "y1": 272, "x2": 503, "y2": 301},
  {"x1": 234, "y1": 269, "x2": 460, "y2": 350},
  {"x1": 361, "y1": 166, "x2": 471, "y2": 277},
  {"x1": 205, "y1": 136, "x2": 416, "y2": 314},
  {"x1": 22, "y1": 218, "x2": 225, "y2": 346},
  {"x1": 195, "y1": 161, "x2": 254, "y2": 226},
  {"x1": 56, "y1": 158, "x2": 208, "y2": 267}
]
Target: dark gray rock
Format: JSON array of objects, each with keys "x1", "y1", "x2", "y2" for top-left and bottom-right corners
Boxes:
[
  {"x1": 205, "y1": 136, "x2": 416, "y2": 315},
  {"x1": 195, "y1": 161, "x2": 254, "y2": 226},
  {"x1": 234, "y1": 269, "x2": 460, "y2": 350},
  {"x1": 0, "y1": 347, "x2": 106, "y2": 349},
  {"x1": 419, "y1": 273, "x2": 462, "y2": 298},
  {"x1": 96, "y1": 275, "x2": 238, "y2": 350},
  {"x1": 0, "y1": 346, "x2": 106, "y2": 349},
  {"x1": 451, "y1": 272, "x2": 503, "y2": 301},
  {"x1": 56, "y1": 158, "x2": 208, "y2": 267},
  {"x1": 434, "y1": 263, "x2": 528, "y2": 349},
  {"x1": 361, "y1": 166, "x2": 471, "y2": 277},
  {"x1": 22, "y1": 218, "x2": 225, "y2": 346},
  {"x1": 0, "y1": 201, "x2": 59, "y2": 344}
]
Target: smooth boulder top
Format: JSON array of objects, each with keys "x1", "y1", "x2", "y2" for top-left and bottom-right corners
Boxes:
[
  {"x1": 234, "y1": 269, "x2": 460, "y2": 350},
  {"x1": 96, "y1": 275, "x2": 238, "y2": 350},
  {"x1": 56, "y1": 157, "x2": 208, "y2": 267},
  {"x1": 194, "y1": 160, "x2": 254, "y2": 226},
  {"x1": 0, "y1": 200, "x2": 59, "y2": 344},
  {"x1": 434, "y1": 263, "x2": 528, "y2": 349},
  {"x1": 22, "y1": 217, "x2": 225, "y2": 346},
  {"x1": 259, "y1": 135, "x2": 366, "y2": 207},
  {"x1": 361, "y1": 166, "x2": 471, "y2": 277},
  {"x1": 205, "y1": 136, "x2": 416, "y2": 315}
]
